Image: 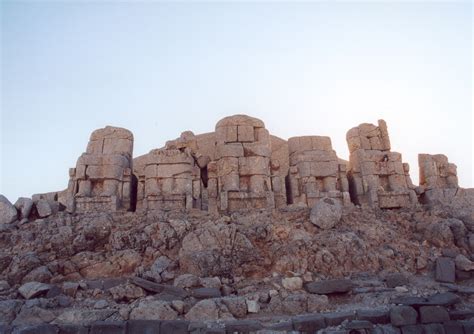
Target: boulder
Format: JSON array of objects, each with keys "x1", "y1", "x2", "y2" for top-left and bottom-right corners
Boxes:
[
  {"x1": 14, "y1": 198, "x2": 33, "y2": 220},
  {"x1": 310, "y1": 198, "x2": 342, "y2": 229},
  {"x1": 0, "y1": 195, "x2": 17, "y2": 225},
  {"x1": 184, "y1": 299, "x2": 219, "y2": 321},
  {"x1": 129, "y1": 300, "x2": 178, "y2": 320},
  {"x1": 12, "y1": 306, "x2": 55, "y2": 325},
  {"x1": 455, "y1": 254, "x2": 474, "y2": 271},
  {"x1": 35, "y1": 199, "x2": 52, "y2": 218},
  {"x1": 18, "y1": 282, "x2": 51, "y2": 299},
  {"x1": 305, "y1": 279, "x2": 353, "y2": 294}
]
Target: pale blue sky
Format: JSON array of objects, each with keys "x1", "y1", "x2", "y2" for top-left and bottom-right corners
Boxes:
[{"x1": 1, "y1": 1, "x2": 472, "y2": 202}]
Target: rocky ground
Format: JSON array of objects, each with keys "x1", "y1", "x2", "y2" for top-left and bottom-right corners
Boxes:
[{"x1": 0, "y1": 202, "x2": 473, "y2": 333}]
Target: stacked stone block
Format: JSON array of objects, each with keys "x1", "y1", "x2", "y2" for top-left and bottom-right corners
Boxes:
[
  {"x1": 419, "y1": 154, "x2": 458, "y2": 190},
  {"x1": 67, "y1": 126, "x2": 134, "y2": 213},
  {"x1": 141, "y1": 131, "x2": 207, "y2": 211},
  {"x1": 143, "y1": 149, "x2": 196, "y2": 211},
  {"x1": 346, "y1": 120, "x2": 417, "y2": 209},
  {"x1": 208, "y1": 115, "x2": 282, "y2": 212},
  {"x1": 286, "y1": 136, "x2": 350, "y2": 207}
]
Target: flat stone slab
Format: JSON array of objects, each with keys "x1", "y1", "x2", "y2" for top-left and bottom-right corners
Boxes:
[
  {"x1": 304, "y1": 279, "x2": 353, "y2": 294},
  {"x1": 191, "y1": 287, "x2": 222, "y2": 299},
  {"x1": 131, "y1": 277, "x2": 188, "y2": 298},
  {"x1": 18, "y1": 282, "x2": 51, "y2": 299}
]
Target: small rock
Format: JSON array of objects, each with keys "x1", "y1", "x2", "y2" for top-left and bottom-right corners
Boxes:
[
  {"x1": 307, "y1": 294, "x2": 329, "y2": 312},
  {"x1": 118, "y1": 306, "x2": 131, "y2": 320},
  {"x1": 161, "y1": 270, "x2": 175, "y2": 282},
  {"x1": 455, "y1": 254, "x2": 474, "y2": 271},
  {"x1": 0, "y1": 280, "x2": 11, "y2": 291},
  {"x1": 0, "y1": 195, "x2": 18, "y2": 225},
  {"x1": 150, "y1": 256, "x2": 171, "y2": 275},
  {"x1": 282, "y1": 277, "x2": 303, "y2": 291},
  {"x1": 221, "y1": 296, "x2": 247, "y2": 318},
  {"x1": 53, "y1": 308, "x2": 115, "y2": 325},
  {"x1": 246, "y1": 299, "x2": 260, "y2": 313},
  {"x1": 200, "y1": 276, "x2": 221, "y2": 289},
  {"x1": 171, "y1": 300, "x2": 185, "y2": 314},
  {"x1": 18, "y1": 282, "x2": 51, "y2": 299},
  {"x1": 192, "y1": 287, "x2": 221, "y2": 299},
  {"x1": 310, "y1": 197, "x2": 342, "y2": 229},
  {"x1": 185, "y1": 299, "x2": 218, "y2": 320},
  {"x1": 173, "y1": 274, "x2": 200, "y2": 289},
  {"x1": 385, "y1": 273, "x2": 409, "y2": 288},
  {"x1": 129, "y1": 300, "x2": 177, "y2": 320},
  {"x1": 62, "y1": 282, "x2": 79, "y2": 297},
  {"x1": 109, "y1": 283, "x2": 145, "y2": 302},
  {"x1": 12, "y1": 305, "x2": 55, "y2": 325},
  {"x1": 94, "y1": 300, "x2": 108, "y2": 309},
  {"x1": 22, "y1": 266, "x2": 53, "y2": 284},
  {"x1": 395, "y1": 286, "x2": 409, "y2": 293}
]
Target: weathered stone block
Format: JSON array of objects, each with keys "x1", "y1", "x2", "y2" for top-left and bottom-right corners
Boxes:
[
  {"x1": 419, "y1": 306, "x2": 449, "y2": 324},
  {"x1": 215, "y1": 143, "x2": 244, "y2": 158},
  {"x1": 242, "y1": 142, "x2": 271, "y2": 157},
  {"x1": 127, "y1": 320, "x2": 160, "y2": 334},
  {"x1": 90, "y1": 321, "x2": 126, "y2": 334},
  {"x1": 390, "y1": 306, "x2": 418, "y2": 326},
  {"x1": 293, "y1": 314, "x2": 326, "y2": 332},
  {"x1": 305, "y1": 279, "x2": 353, "y2": 294},
  {"x1": 435, "y1": 257, "x2": 455, "y2": 283},
  {"x1": 237, "y1": 125, "x2": 254, "y2": 142}
]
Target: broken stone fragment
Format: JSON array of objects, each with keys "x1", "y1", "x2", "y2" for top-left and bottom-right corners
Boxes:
[{"x1": 18, "y1": 282, "x2": 51, "y2": 299}]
